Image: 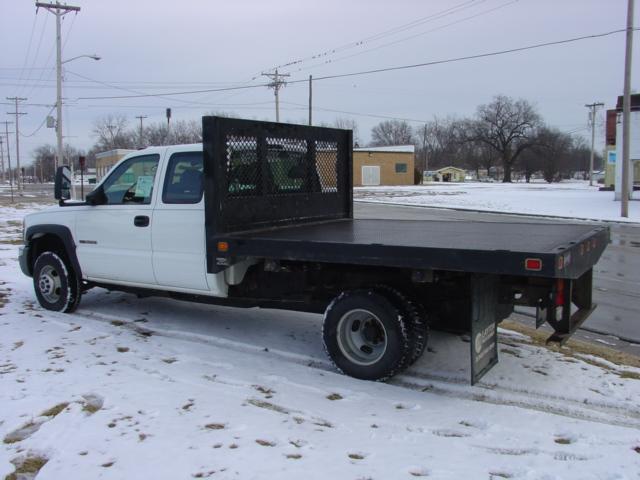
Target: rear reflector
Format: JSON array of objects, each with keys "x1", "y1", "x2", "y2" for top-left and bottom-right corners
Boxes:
[
  {"x1": 525, "y1": 258, "x2": 542, "y2": 271},
  {"x1": 555, "y1": 279, "x2": 565, "y2": 307},
  {"x1": 217, "y1": 241, "x2": 229, "y2": 252}
]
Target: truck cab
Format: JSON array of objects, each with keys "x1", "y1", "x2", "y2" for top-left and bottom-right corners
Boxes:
[{"x1": 22, "y1": 144, "x2": 228, "y2": 298}]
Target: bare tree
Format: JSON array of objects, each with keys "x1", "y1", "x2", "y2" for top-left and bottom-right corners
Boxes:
[
  {"x1": 92, "y1": 114, "x2": 135, "y2": 151},
  {"x1": 416, "y1": 117, "x2": 466, "y2": 172},
  {"x1": 32, "y1": 144, "x2": 57, "y2": 182},
  {"x1": 333, "y1": 117, "x2": 360, "y2": 146},
  {"x1": 144, "y1": 119, "x2": 202, "y2": 146},
  {"x1": 524, "y1": 127, "x2": 573, "y2": 183},
  {"x1": 370, "y1": 120, "x2": 414, "y2": 146},
  {"x1": 470, "y1": 95, "x2": 541, "y2": 182}
]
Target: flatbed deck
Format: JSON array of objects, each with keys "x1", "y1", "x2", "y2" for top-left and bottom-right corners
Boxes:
[{"x1": 220, "y1": 219, "x2": 608, "y2": 279}]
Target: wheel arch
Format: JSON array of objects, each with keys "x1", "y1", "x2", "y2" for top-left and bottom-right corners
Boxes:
[{"x1": 24, "y1": 224, "x2": 82, "y2": 279}]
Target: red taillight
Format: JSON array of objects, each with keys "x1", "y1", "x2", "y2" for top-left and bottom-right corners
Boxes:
[
  {"x1": 555, "y1": 279, "x2": 565, "y2": 307},
  {"x1": 525, "y1": 258, "x2": 542, "y2": 271}
]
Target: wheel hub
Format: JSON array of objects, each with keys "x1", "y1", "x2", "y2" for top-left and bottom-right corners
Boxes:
[
  {"x1": 38, "y1": 265, "x2": 61, "y2": 304},
  {"x1": 337, "y1": 309, "x2": 388, "y2": 366}
]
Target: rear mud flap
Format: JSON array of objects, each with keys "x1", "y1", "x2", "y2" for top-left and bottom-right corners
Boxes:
[{"x1": 470, "y1": 275, "x2": 499, "y2": 385}]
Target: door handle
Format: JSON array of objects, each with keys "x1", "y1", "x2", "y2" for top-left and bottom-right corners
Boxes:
[{"x1": 134, "y1": 215, "x2": 150, "y2": 227}]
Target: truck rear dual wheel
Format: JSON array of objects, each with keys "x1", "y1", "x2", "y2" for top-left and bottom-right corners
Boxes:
[
  {"x1": 323, "y1": 288, "x2": 427, "y2": 381},
  {"x1": 33, "y1": 251, "x2": 81, "y2": 313}
]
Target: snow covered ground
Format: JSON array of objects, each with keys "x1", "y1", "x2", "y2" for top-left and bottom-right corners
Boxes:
[
  {"x1": 355, "y1": 181, "x2": 640, "y2": 223},
  {"x1": 1, "y1": 204, "x2": 640, "y2": 479}
]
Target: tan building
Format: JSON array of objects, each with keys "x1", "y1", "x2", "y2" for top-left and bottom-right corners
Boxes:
[
  {"x1": 95, "y1": 149, "x2": 136, "y2": 181},
  {"x1": 353, "y1": 145, "x2": 415, "y2": 186},
  {"x1": 425, "y1": 166, "x2": 466, "y2": 182}
]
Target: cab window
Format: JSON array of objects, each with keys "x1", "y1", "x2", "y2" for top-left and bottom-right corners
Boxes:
[
  {"x1": 163, "y1": 152, "x2": 203, "y2": 204},
  {"x1": 102, "y1": 154, "x2": 159, "y2": 205}
]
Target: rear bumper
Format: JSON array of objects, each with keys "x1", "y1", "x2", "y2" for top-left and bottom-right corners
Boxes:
[{"x1": 18, "y1": 245, "x2": 31, "y2": 277}]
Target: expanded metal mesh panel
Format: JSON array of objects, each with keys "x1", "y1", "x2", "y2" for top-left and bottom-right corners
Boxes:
[
  {"x1": 203, "y1": 117, "x2": 352, "y2": 239},
  {"x1": 265, "y1": 137, "x2": 309, "y2": 196},
  {"x1": 315, "y1": 140, "x2": 338, "y2": 192},
  {"x1": 225, "y1": 135, "x2": 259, "y2": 197}
]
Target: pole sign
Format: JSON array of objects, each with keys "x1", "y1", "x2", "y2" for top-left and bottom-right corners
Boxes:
[{"x1": 470, "y1": 276, "x2": 499, "y2": 385}]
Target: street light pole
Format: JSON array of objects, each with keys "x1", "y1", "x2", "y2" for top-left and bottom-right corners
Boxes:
[{"x1": 57, "y1": 54, "x2": 99, "y2": 198}]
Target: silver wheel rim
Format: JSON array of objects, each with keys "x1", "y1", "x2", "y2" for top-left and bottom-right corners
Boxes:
[
  {"x1": 336, "y1": 309, "x2": 388, "y2": 366},
  {"x1": 38, "y1": 265, "x2": 62, "y2": 304}
]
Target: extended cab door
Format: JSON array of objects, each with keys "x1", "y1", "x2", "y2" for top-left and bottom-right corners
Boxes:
[
  {"x1": 151, "y1": 149, "x2": 210, "y2": 291},
  {"x1": 75, "y1": 154, "x2": 160, "y2": 285}
]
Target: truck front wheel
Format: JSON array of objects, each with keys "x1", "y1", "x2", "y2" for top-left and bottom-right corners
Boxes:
[
  {"x1": 33, "y1": 251, "x2": 81, "y2": 313},
  {"x1": 323, "y1": 289, "x2": 411, "y2": 381}
]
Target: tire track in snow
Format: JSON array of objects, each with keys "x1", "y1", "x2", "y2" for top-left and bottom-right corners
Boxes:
[{"x1": 66, "y1": 308, "x2": 640, "y2": 430}]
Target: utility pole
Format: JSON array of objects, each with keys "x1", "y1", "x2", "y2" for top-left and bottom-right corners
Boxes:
[
  {"x1": 135, "y1": 115, "x2": 147, "y2": 148},
  {"x1": 7, "y1": 97, "x2": 27, "y2": 193},
  {"x1": 36, "y1": 1, "x2": 80, "y2": 171},
  {"x1": 308, "y1": 75, "x2": 313, "y2": 126},
  {"x1": 621, "y1": 0, "x2": 635, "y2": 218},
  {"x1": 262, "y1": 69, "x2": 290, "y2": 122},
  {"x1": 1, "y1": 121, "x2": 14, "y2": 202},
  {"x1": 0, "y1": 136, "x2": 5, "y2": 183},
  {"x1": 585, "y1": 102, "x2": 604, "y2": 186}
]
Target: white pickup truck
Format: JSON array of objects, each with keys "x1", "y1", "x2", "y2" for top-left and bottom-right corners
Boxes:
[{"x1": 20, "y1": 117, "x2": 609, "y2": 384}]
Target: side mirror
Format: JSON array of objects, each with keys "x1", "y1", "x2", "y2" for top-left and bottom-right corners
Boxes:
[
  {"x1": 54, "y1": 166, "x2": 71, "y2": 202},
  {"x1": 85, "y1": 184, "x2": 107, "y2": 206}
]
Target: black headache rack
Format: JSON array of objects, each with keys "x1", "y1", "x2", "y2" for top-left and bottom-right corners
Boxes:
[{"x1": 202, "y1": 116, "x2": 353, "y2": 274}]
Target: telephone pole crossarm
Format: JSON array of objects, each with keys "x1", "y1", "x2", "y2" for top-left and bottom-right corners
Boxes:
[{"x1": 262, "y1": 69, "x2": 290, "y2": 122}]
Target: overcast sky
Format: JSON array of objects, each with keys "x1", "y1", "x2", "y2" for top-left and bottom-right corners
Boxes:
[{"x1": 1, "y1": 0, "x2": 638, "y2": 165}]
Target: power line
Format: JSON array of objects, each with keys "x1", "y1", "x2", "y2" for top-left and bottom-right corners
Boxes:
[
  {"x1": 295, "y1": 28, "x2": 637, "y2": 83},
  {"x1": 77, "y1": 28, "x2": 635, "y2": 102},
  {"x1": 293, "y1": 0, "x2": 520, "y2": 74},
  {"x1": 282, "y1": 101, "x2": 429, "y2": 123},
  {"x1": 20, "y1": 105, "x2": 56, "y2": 137},
  {"x1": 265, "y1": 0, "x2": 486, "y2": 73},
  {"x1": 16, "y1": 14, "x2": 39, "y2": 97}
]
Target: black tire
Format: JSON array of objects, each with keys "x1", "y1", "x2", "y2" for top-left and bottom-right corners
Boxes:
[
  {"x1": 322, "y1": 289, "x2": 412, "y2": 381},
  {"x1": 33, "y1": 251, "x2": 81, "y2": 313},
  {"x1": 373, "y1": 285, "x2": 429, "y2": 366}
]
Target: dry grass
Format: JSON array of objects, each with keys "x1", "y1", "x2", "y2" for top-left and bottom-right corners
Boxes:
[
  {"x1": 40, "y1": 402, "x2": 69, "y2": 418},
  {"x1": 255, "y1": 439, "x2": 276, "y2": 447},
  {"x1": 5, "y1": 454, "x2": 48, "y2": 480},
  {"x1": 348, "y1": 453, "x2": 364, "y2": 460},
  {"x1": 554, "y1": 437, "x2": 573, "y2": 445},
  {"x1": 0, "y1": 238, "x2": 23, "y2": 245},
  {"x1": 204, "y1": 423, "x2": 225, "y2": 430},
  {"x1": 326, "y1": 393, "x2": 343, "y2": 401},
  {"x1": 247, "y1": 398, "x2": 289, "y2": 415},
  {"x1": 501, "y1": 320, "x2": 640, "y2": 371}
]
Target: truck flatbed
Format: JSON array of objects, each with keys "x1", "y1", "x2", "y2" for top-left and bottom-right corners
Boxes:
[{"x1": 219, "y1": 218, "x2": 608, "y2": 279}]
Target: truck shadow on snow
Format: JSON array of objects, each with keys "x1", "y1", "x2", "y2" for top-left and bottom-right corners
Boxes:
[{"x1": 74, "y1": 288, "x2": 640, "y2": 432}]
